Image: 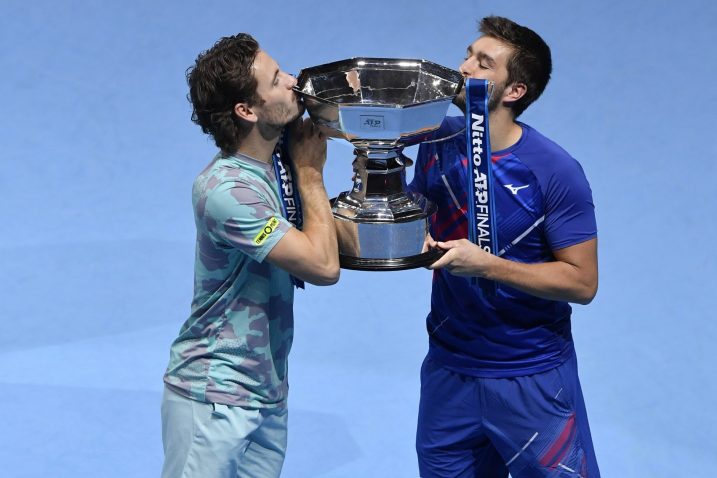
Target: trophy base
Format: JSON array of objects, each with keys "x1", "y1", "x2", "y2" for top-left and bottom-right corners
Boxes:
[
  {"x1": 332, "y1": 186, "x2": 438, "y2": 271},
  {"x1": 339, "y1": 249, "x2": 443, "y2": 271}
]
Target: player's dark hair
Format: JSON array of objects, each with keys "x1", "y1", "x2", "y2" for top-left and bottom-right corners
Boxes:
[
  {"x1": 187, "y1": 33, "x2": 263, "y2": 155},
  {"x1": 479, "y1": 16, "x2": 552, "y2": 117}
]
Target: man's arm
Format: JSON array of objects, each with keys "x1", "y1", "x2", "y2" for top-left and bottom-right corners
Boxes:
[
  {"x1": 428, "y1": 237, "x2": 598, "y2": 304},
  {"x1": 265, "y1": 118, "x2": 340, "y2": 286}
]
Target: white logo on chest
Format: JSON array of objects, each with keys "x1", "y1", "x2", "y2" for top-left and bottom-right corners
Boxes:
[{"x1": 504, "y1": 184, "x2": 530, "y2": 195}]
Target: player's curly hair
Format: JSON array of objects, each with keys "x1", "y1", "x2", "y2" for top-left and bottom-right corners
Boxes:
[
  {"x1": 479, "y1": 16, "x2": 552, "y2": 117},
  {"x1": 186, "y1": 33, "x2": 264, "y2": 155}
]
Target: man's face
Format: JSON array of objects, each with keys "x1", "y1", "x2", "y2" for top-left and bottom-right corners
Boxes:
[
  {"x1": 458, "y1": 36, "x2": 514, "y2": 112},
  {"x1": 251, "y1": 50, "x2": 304, "y2": 139}
]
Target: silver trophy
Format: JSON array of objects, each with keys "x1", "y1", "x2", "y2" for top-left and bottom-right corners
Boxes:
[{"x1": 294, "y1": 58, "x2": 463, "y2": 270}]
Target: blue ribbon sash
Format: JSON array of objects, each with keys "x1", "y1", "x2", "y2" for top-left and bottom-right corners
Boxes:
[
  {"x1": 464, "y1": 79, "x2": 497, "y2": 295},
  {"x1": 272, "y1": 129, "x2": 305, "y2": 289}
]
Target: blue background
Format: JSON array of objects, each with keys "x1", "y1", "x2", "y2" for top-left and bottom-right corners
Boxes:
[{"x1": 1, "y1": 0, "x2": 715, "y2": 476}]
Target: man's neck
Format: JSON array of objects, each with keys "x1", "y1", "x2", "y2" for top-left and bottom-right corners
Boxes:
[
  {"x1": 488, "y1": 108, "x2": 522, "y2": 152},
  {"x1": 234, "y1": 129, "x2": 280, "y2": 164},
  {"x1": 456, "y1": 97, "x2": 522, "y2": 152}
]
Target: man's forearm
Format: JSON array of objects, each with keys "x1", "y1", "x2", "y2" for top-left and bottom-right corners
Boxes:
[
  {"x1": 295, "y1": 168, "x2": 339, "y2": 268},
  {"x1": 482, "y1": 255, "x2": 597, "y2": 305},
  {"x1": 431, "y1": 238, "x2": 598, "y2": 304}
]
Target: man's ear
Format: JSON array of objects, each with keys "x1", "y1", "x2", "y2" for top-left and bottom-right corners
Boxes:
[
  {"x1": 503, "y1": 82, "x2": 527, "y2": 104},
  {"x1": 234, "y1": 102, "x2": 258, "y2": 123}
]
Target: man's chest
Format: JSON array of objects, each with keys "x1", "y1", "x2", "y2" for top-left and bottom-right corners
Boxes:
[{"x1": 423, "y1": 145, "x2": 547, "y2": 255}]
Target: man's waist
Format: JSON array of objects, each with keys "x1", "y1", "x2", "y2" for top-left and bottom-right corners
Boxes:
[
  {"x1": 163, "y1": 372, "x2": 288, "y2": 409},
  {"x1": 427, "y1": 335, "x2": 575, "y2": 378}
]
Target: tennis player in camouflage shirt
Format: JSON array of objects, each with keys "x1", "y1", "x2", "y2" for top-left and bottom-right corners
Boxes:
[{"x1": 161, "y1": 33, "x2": 339, "y2": 478}]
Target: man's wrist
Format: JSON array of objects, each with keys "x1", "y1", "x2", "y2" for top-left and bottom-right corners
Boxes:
[
  {"x1": 295, "y1": 166, "x2": 323, "y2": 183},
  {"x1": 478, "y1": 253, "x2": 502, "y2": 281}
]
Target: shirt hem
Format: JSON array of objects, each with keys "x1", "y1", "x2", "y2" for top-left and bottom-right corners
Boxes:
[
  {"x1": 163, "y1": 378, "x2": 287, "y2": 410},
  {"x1": 427, "y1": 340, "x2": 576, "y2": 379}
]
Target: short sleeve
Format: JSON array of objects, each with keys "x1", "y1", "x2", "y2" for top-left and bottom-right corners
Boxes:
[
  {"x1": 409, "y1": 116, "x2": 465, "y2": 196},
  {"x1": 202, "y1": 181, "x2": 292, "y2": 263},
  {"x1": 543, "y1": 159, "x2": 598, "y2": 251}
]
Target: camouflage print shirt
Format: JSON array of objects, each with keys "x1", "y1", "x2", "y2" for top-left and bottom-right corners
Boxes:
[{"x1": 164, "y1": 152, "x2": 294, "y2": 409}]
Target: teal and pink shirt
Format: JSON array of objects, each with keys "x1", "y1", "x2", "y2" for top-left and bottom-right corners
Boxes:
[{"x1": 165, "y1": 153, "x2": 294, "y2": 409}]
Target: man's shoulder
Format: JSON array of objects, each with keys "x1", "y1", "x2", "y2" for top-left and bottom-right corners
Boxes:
[
  {"x1": 421, "y1": 116, "x2": 466, "y2": 142},
  {"x1": 440, "y1": 116, "x2": 466, "y2": 136},
  {"x1": 194, "y1": 156, "x2": 274, "y2": 196},
  {"x1": 515, "y1": 123, "x2": 573, "y2": 160},
  {"x1": 417, "y1": 116, "x2": 466, "y2": 158},
  {"x1": 512, "y1": 123, "x2": 587, "y2": 177},
  {"x1": 191, "y1": 160, "x2": 280, "y2": 225}
]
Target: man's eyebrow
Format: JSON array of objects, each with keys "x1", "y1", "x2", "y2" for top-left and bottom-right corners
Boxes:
[
  {"x1": 476, "y1": 51, "x2": 496, "y2": 67},
  {"x1": 466, "y1": 46, "x2": 496, "y2": 67}
]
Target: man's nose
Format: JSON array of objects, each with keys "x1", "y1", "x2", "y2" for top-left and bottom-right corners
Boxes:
[
  {"x1": 287, "y1": 73, "x2": 298, "y2": 89},
  {"x1": 459, "y1": 61, "x2": 470, "y2": 77}
]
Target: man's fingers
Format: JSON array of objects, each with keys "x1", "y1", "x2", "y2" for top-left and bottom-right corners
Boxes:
[
  {"x1": 435, "y1": 240, "x2": 458, "y2": 250},
  {"x1": 422, "y1": 240, "x2": 436, "y2": 254},
  {"x1": 290, "y1": 116, "x2": 303, "y2": 132},
  {"x1": 428, "y1": 250, "x2": 452, "y2": 270},
  {"x1": 303, "y1": 118, "x2": 327, "y2": 142}
]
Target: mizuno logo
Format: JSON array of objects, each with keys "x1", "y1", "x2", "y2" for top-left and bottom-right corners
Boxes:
[{"x1": 504, "y1": 184, "x2": 530, "y2": 195}]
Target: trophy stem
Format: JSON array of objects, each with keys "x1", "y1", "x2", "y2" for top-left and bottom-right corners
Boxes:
[{"x1": 331, "y1": 146, "x2": 438, "y2": 271}]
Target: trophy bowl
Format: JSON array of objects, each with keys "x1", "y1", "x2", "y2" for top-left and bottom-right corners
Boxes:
[{"x1": 294, "y1": 58, "x2": 463, "y2": 271}]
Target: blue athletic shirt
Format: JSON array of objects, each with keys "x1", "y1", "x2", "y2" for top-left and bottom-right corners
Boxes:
[{"x1": 409, "y1": 117, "x2": 597, "y2": 378}]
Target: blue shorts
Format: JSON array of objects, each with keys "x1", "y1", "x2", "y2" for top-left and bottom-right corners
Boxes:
[{"x1": 416, "y1": 354, "x2": 600, "y2": 477}]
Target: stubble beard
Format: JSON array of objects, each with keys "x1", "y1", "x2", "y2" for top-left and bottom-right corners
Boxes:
[
  {"x1": 487, "y1": 82, "x2": 506, "y2": 113},
  {"x1": 455, "y1": 81, "x2": 506, "y2": 114},
  {"x1": 257, "y1": 99, "x2": 303, "y2": 141}
]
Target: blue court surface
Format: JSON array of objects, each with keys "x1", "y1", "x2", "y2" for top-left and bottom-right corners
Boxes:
[{"x1": 2, "y1": 1, "x2": 716, "y2": 476}]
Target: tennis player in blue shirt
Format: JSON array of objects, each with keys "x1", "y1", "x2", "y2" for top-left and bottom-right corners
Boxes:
[{"x1": 410, "y1": 16, "x2": 600, "y2": 477}]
